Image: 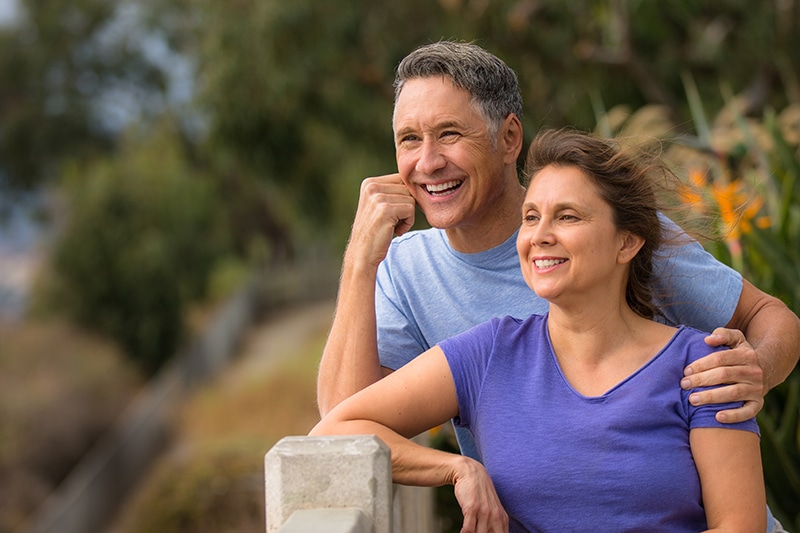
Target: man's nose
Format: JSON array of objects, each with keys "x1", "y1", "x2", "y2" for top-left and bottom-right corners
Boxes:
[{"x1": 415, "y1": 138, "x2": 446, "y2": 175}]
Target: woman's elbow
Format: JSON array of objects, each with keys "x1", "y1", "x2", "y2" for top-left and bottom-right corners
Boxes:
[{"x1": 308, "y1": 416, "x2": 335, "y2": 437}]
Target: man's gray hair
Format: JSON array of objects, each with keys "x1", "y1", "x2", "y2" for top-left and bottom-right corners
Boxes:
[{"x1": 393, "y1": 41, "x2": 523, "y2": 134}]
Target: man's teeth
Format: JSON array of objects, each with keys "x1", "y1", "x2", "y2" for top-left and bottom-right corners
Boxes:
[
  {"x1": 426, "y1": 180, "x2": 462, "y2": 194},
  {"x1": 534, "y1": 259, "x2": 566, "y2": 268}
]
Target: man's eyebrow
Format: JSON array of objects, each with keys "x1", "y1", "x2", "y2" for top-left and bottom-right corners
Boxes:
[
  {"x1": 395, "y1": 120, "x2": 466, "y2": 139},
  {"x1": 394, "y1": 126, "x2": 416, "y2": 139},
  {"x1": 437, "y1": 120, "x2": 463, "y2": 130}
]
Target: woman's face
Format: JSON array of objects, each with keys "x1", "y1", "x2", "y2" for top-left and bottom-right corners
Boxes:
[{"x1": 516, "y1": 164, "x2": 635, "y2": 305}]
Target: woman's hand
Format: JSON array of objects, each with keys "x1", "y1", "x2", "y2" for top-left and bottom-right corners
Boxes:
[{"x1": 451, "y1": 456, "x2": 509, "y2": 533}]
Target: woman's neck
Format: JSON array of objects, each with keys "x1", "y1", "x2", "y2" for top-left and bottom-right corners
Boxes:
[{"x1": 546, "y1": 301, "x2": 675, "y2": 396}]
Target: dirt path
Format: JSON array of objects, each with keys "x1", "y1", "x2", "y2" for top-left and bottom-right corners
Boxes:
[{"x1": 216, "y1": 300, "x2": 335, "y2": 391}]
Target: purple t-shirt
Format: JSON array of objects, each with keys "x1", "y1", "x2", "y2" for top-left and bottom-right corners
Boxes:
[{"x1": 440, "y1": 314, "x2": 759, "y2": 533}]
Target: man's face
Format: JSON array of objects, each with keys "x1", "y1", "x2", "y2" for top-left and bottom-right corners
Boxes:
[{"x1": 392, "y1": 77, "x2": 508, "y2": 231}]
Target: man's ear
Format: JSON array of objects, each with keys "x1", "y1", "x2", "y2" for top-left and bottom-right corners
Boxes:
[
  {"x1": 501, "y1": 113, "x2": 524, "y2": 164},
  {"x1": 617, "y1": 232, "x2": 646, "y2": 264}
]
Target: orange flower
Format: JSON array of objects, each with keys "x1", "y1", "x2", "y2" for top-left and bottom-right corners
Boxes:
[
  {"x1": 677, "y1": 169, "x2": 709, "y2": 209},
  {"x1": 709, "y1": 180, "x2": 770, "y2": 240}
]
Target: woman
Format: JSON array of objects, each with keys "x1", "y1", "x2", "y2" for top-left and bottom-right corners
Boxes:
[{"x1": 311, "y1": 129, "x2": 765, "y2": 532}]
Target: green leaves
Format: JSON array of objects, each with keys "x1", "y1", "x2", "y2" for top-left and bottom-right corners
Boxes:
[{"x1": 42, "y1": 122, "x2": 229, "y2": 373}]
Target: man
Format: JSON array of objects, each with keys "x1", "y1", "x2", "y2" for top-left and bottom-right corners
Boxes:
[{"x1": 315, "y1": 40, "x2": 799, "y2": 527}]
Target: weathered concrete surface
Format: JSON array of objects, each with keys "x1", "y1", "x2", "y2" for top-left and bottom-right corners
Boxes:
[{"x1": 265, "y1": 435, "x2": 392, "y2": 533}]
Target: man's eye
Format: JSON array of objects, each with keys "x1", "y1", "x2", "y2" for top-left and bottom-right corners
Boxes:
[{"x1": 397, "y1": 135, "x2": 419, "y2": 146}]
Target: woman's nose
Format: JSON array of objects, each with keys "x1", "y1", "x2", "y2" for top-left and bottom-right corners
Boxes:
[{"x1": 530, "y1": 220, "x2": 554, "y2": 246}]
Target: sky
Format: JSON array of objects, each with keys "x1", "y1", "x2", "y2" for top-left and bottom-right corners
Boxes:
[{"x1": 0, "y1": 0, "x2": 19, "y2": 27}]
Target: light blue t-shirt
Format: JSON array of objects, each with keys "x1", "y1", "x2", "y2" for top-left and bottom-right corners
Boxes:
[
  {"x1": 375, "y1": 217, "x2": 743, "y2": 459},
  {"x1": 440, "y1": 314, "x2": 759, "y2": 532}
]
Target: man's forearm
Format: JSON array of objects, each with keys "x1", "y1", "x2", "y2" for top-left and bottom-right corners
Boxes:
[
  {"x1": 745, "y1": 300, "x2": 800, "y2": 391},
  {"x1": 316, "y1": 258, "x2": 385, "y2": 416},
  {"x1": 731, "y1": 280, "x2": 800, "y2": 391}
]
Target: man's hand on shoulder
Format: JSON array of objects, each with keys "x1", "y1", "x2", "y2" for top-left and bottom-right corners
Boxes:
[{"x1": 680, "y1": 327, "x2": 765, "y2": 423}]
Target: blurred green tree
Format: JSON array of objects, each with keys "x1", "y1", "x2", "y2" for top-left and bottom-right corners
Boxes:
[
  {"x1": 0, "y1": 0, "x2": 169, "y2": 197},
  {"x1": 35, "y1": 120, "x2": 231, "y2": 373}
]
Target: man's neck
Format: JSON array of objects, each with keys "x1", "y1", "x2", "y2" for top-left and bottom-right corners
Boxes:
[{"x1": 445, "y1": 182, "x2": 526, "y2": 253}]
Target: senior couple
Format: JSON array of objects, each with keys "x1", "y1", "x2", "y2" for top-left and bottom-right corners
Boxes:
[{"x1": 309, "y1": 41, "x2": 800, "y2": 533}]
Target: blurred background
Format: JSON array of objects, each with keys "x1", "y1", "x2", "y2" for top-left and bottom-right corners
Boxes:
[{"x1": 1, "y1": 1, "x2": 798, "y2": 532}]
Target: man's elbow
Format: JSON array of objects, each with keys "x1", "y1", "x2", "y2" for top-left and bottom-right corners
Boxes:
[{"x1": 727, "y1": 279, "x2": 795, "y2": 334}]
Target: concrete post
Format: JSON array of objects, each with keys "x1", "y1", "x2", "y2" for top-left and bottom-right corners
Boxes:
[
  {"x1": 265, "y1": 435, "x2": 392, "y2": 533},
  {"x1": 279, "y1": 509, "x2": 372, "y2": 533}
]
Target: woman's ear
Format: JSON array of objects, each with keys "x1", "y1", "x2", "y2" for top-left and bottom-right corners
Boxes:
[{"x1": 617, "y1": 232, "x2": 646, "y2": 264}]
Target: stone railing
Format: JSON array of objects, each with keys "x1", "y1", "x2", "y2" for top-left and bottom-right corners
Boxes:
[{"x1": 265, "y1": 435, "x2": 437, "y2": 533}]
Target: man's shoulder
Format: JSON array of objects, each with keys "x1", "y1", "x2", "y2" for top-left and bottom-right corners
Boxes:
[
  {"x1": 390, "y1": 227, "x2": 444, "y2": 247},
  {"x1": 384, "y1": 227, "x2": 448, "y2": 262}
]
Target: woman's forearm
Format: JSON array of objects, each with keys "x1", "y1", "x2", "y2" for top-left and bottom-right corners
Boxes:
[{"x1": 310, "y1": 417, "x2": 465, "y2": 487}]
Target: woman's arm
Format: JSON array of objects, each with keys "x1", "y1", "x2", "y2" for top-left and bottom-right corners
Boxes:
[
  {"x1": 310, "y1": 346, "x2": 509, "y2": 531},
  {"x1": 690, "y1": 427, "x2": 765, "y2": 532}
]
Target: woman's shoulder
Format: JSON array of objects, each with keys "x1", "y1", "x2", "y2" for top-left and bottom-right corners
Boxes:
[{"x1": 664, "y1": 325, "x2": 720, "y2": 365}]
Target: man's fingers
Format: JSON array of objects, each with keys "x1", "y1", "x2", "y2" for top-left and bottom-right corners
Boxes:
[
  {"x1": 687, "y1": 382, "x2": 755, "y2": 405},
  {"x1": 714, "y1": 400, "x2": 763, "y2": 424},
  {"x1": 394, "y1": 214, "x2": 414, "y2": 237},
  {"x1": 705, "y1": 328, "x2": 747, "y2": 348},
  {"x1": 685, "y1": 381, "x2": 765, "y2": 422}
]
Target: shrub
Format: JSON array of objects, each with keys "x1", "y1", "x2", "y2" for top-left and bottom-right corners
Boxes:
[{"x1": 37, "y1": 122, "x2": 231, "y2": 373}]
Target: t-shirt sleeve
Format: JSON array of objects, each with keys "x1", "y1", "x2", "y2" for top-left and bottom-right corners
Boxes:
[
  {"x1": 680, "y1": 330, "x2": 760, "y2": 436},
  {"x1": 652, "y1": 215, "x2": 743, "y2": 331},
  {"x1": 438, "y1": 319, "x2": 500, "y2": 428},
  {"x1": 375, "y1": 260, "x2": 428, "y2": 371}
]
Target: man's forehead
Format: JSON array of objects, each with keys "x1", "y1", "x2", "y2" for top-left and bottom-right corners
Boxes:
[{"x1": 392, "y1": 78, "x2": 479, "y2": 130}]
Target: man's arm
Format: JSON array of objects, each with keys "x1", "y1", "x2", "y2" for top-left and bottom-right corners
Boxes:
[
  {"x1": 682, "y1": 279, "x2": 800, "y2": 422},
  {"x1": 316, "y1": 174, "x2": 415, "y2": 416}
]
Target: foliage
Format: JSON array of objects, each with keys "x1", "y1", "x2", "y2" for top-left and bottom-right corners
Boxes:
[
  {"x1": 0, "y1": 0, "x2": 168, "y2": 197},
  {"x1": 35, "y1": 121, "x2": 231, "y2": 373},
  {"x1": 115, "y1": 439, "x2": 266, "y2": 533}
]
